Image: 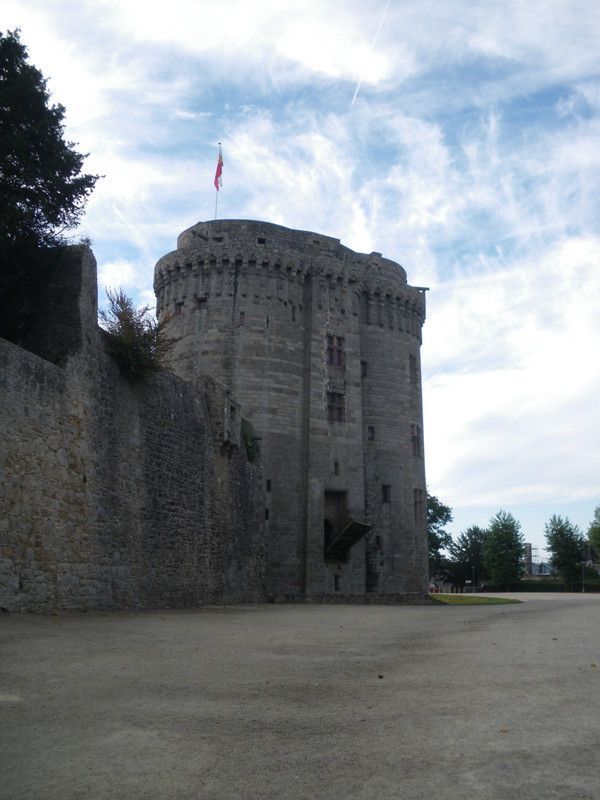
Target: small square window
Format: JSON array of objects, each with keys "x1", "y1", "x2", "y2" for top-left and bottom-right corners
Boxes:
[{"x1": 382, "y1": 484, "x2": 391, "y2": 503}]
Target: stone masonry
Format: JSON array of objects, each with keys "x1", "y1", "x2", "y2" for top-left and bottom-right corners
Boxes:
[
  {"x1": 0, "y1": 246, "x2": 265, "y2": 611},
  {"x1": 154, "y1": 220, "x2": 429, "y2": 601}
]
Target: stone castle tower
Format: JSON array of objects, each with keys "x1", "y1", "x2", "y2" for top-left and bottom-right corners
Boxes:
[{"x1": 154, "y1": 220, "x2": 428, "y2": 601}]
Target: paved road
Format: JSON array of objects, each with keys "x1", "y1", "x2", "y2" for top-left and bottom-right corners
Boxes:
[{"x1": 1, "y1": 594, "x2": 599, "y2": 800}]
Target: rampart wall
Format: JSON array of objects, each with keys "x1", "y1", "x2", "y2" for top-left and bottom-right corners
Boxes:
[{"x1": 0, "y1": 247, "x2": 266, "y2": 612}]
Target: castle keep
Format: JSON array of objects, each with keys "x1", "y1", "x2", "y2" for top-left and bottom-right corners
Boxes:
[{"x1": 154, "y1": 220, "x2": 428, "y2": 600}]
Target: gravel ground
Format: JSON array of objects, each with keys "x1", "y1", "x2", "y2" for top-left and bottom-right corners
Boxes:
[{"x1": 1, "y1": 593, "x2": 599, "y2": 800}]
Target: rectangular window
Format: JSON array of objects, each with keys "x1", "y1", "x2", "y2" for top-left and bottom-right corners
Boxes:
[
  {"x1": 367, "y1": 425, "x2": 375, "y2": 441},
  {"x1": 266, "y1": 479, "x2": 271, "y2": 492},
  {"x1": 361, "y1": 361, "x2": 368, "y2": 377},
  {"x1": 326, "y1": 335, "x2": 345, "y2": 367},
  {"x1": 239, "y1": 311, "x2": 245, "y2": 326},
  {"x1": 411, "y1": 424, "x2": 422, "y2": 457},
  {"x1": 265, "y1": 508, "x2": 269, "y2": 520},
  {"x1": 413, "y1": 489, "x2": 424, "y2": 524},
  {"x1": 326, "y1": 391, "x2": 345, "y2": 422},
  {"x1": 382, "y1": 484, "x2": 391, "y2": 503},
  {"x1": 174, "y1": 303, "x2": 183, "y2": 316},
  {"x1": 196, "y1": 297, "x2": 207, "y2": 311},
  {"x1": 409, "y1": 354, "x2": 419, "y2": 385}
]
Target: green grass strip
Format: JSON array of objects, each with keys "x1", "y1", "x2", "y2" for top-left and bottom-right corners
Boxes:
[{"x1": 430, "y1": 594, "x2": 522, "y2": 605}]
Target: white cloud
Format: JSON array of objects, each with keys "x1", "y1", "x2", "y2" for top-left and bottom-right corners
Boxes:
[
  {"x1": 98, "y1": 258, "x2": 136, "y2": 290},
  {"x1": 424, "y1": 236, "x2": 600, "y2": 506}
]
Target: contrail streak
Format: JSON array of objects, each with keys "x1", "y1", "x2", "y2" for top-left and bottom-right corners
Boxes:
[{"x1": 351, "y1": 0, "x2": 390, "y2": 106}]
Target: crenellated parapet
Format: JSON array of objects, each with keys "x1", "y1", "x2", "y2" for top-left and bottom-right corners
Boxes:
[{"x1": 154, "y1": 219, "x2": 426, "y2": 340}]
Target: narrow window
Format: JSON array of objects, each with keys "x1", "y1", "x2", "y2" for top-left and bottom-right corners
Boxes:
[
  {"x1": 174, "y1": 303, "x2": 183, "y2": 316},
  {"x1": 368, "y1": 425, "x2": 375, "y2": 441},
  {"x1": 334, "y1": 575, "x2": 340, "y2": 591},
  {"x1": 411, "y1": 424, "x2": 422, "y2": 457},
  {"x1": 239, "y1": 311, "x2": 245, "y2": 326},
  {"x1": 335, "y1": 337, "x2": 344, "y2": 367},
  {"x1": 334, "y1": 461, "x2": 339, "y2": 475},
  {"x1": 265, "y1": 508, "x2": 269, "y2": 520},
  {"x1": 413, "y1": 489, "x2": 424, "y2": 523},
  {"x1": 266, "y1": 479, "x2": 271, "y2": 492},
  {"x1": 361, "y1": 361, "x2": 368, "y2": 377},
  {"x1": 409, "y1": 354, "x2": 418, "y2": 385},
  {"x1": 326, "y1": 335, "x2": 334, "y2": 365},
  {"x1": 292, "y1": 306, "x2": 296, "y2": 321},
  {"x1": 266, "y1": 315, "x2": 269, "y2": 329},
  {"x1": 382, "y1": 484, "x2": 391, "y2": 503}
]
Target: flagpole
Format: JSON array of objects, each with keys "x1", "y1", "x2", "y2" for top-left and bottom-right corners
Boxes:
[{"x1": 214, "y1": 187, "x2": 218, "y2": 220}]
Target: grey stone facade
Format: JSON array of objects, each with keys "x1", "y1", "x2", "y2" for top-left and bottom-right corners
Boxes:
[
  {"x1": 0, "y1": 247, "x2": 265, "y2": 612},
  {"x1": 154, "y1": 220, "x2": 429, "y2": 601}
]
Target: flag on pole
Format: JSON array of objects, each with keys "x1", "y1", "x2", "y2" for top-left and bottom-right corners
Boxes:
[{"x1": 214, "y1": 144, "x2": 223, "y2": 191}]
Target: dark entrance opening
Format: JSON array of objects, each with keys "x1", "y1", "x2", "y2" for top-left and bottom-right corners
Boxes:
[{"x1": 324, "y1": 491, "x2": 347, "y2": 559}]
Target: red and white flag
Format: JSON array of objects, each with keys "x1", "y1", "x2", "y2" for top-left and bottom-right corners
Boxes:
[{"x1": 214, "y1": 144, "x2": 223, "y2": 191}]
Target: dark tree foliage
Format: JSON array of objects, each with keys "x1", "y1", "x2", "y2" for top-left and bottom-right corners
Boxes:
[
  {"x1": 427, "y1": 494, "x2": 453, "y2": 579},
  {"x1": 587, "y1": 506, "x2": 600, "y2": 561},
  {"x1": 545, "y1": 515, "x2": 587, "y2": 589},
  {"x1": 482, "y1": 510, "x2": 525, "y2": 588},
  {"x1": 447, "y1": 525, "x2": 488, "y2": 588},
  {"x1": 99, "y1": 289, "x2": 174, "y2": 382},
  {"x1": 0, "y1": 29, "x2": 98, "y2": 249}
]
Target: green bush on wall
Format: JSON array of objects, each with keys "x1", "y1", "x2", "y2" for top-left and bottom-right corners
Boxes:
[{"x1": 241, "y1": 418, "x2": 261, "y2": 463}]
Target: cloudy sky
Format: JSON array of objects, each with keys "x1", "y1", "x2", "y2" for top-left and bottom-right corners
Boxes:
[{"x1": 6, "y1": 0, "x2": 600, "y2": 555}]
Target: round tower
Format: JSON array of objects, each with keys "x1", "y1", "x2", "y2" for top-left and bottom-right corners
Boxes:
[{"x1": 154, "y1": 220, "x2": 428, "y2": 600}]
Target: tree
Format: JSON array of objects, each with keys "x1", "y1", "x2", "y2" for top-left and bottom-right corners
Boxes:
[
  {"x1": 587, "y1": 506, "x2": 600, "y2": 560},
  {"x1": 99, "y1": 289, "x2": 174, "y2": 381},
  {"x1": 447, "y1": 525, "x2": 488, "y2": 588},
  {"x1": 545, "y1": 515, "x2": 587, "y2": 590},
  {"x1": 427, "y1": 494, "x2": 453, "y2": 579},
  {"x1": 483, "y1": 510, "x2": 525, "y2": 588},
  {"x1": 0, "y1": 29, "x2": 98, "y2": 249}
]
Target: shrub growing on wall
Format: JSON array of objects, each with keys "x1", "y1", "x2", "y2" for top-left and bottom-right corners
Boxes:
[{"x1": 99, "y1": 289, "x2": 173, "y2": 381}]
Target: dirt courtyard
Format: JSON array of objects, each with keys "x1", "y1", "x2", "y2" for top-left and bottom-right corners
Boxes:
[{"x1": 1, "y1": 593, "x2": 599, "y2": 800}]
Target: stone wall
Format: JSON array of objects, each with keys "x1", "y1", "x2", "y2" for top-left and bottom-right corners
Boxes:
[{"x1": 0, "y1": 247, "x2": 266, "y2": 612}]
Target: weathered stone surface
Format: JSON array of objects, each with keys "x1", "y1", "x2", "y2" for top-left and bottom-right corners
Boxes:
[
  {"x1": 0, "y1": 247, "x2": 265, "y2": 612},
  {"x1": 155, "y1": 220, "x2": 429, "y2": 600}
]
